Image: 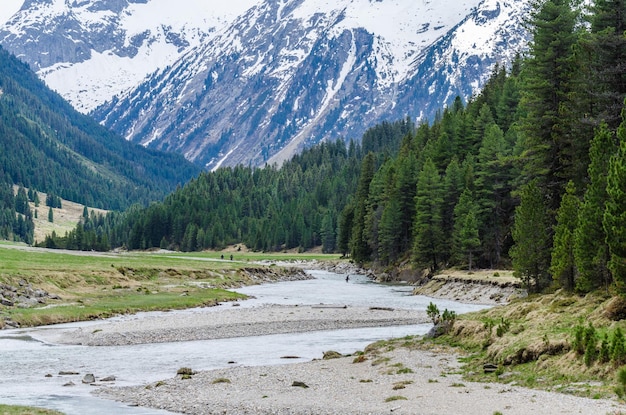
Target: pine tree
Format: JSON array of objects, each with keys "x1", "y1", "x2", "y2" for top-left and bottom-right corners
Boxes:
[
  {"x1": 337, "y1": 201, "x2": 354, "y2": 257},
  {"x1": 14, "y1": 186, "x2": 29, "y2": 215},
  {"x1": 550, "y1": 181, "x2": 580, "y2": 290},
  {"x1": 604, "y1": 118, "x2": 626, "y2": 293},
  {"x1": 442, "y1": 158, "x2": 466, "y2": 262},
  {"x1": 585, "y1": 0, "x2": 626, "y2": 132},
  {"x1": 453, "y1": 189, "x2": 481, "y2": 270},
  {"x1": 475, "y1": 123, "x2": 512, "y2": 267},
  {"x1": 510, "y1": 180, "x2": 552, "y2": 292},
  {"x1": 412, "y1": 159, "x2": 444, "y2": 272},
  {"x1": 574, "y1": 123, "x2": 615, "y2": 292},
  {"x1": 519, "y1": 0, "x2": 581, "y2": 211},
  {"x1": 350, "y1": 153, "x2": 376, "y2": 263},
  {"x1": 48, "y1": 207, "x2": 54, "y2": 223}
]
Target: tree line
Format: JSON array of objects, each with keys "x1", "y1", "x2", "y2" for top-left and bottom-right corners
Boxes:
[{"x1": 43, "y1": 0, "x2": 626, "y2": 295}]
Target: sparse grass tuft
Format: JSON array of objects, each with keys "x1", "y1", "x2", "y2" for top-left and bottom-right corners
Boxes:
[
  {"x1": 212, "y1": 377, "x2": 231, "y2": 384},
  {"x1": 0, "y1": 404, "x2": 64, "y2": 415},
  {"x1": 384, "y1": 395, "x2": 408, "y2": 402}
]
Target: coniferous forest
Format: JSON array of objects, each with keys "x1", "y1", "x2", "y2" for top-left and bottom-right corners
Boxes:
[
  {"x1": 28, "y1": 0, "x2": 626, "y2": 294},
  {"x1": 0, "y1": 44, "x2": 202, "y2": 244}
]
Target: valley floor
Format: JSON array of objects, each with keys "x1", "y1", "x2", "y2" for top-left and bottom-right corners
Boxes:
[{"x1": 84, "y1": 303, "x2": 626, "y2": 415}]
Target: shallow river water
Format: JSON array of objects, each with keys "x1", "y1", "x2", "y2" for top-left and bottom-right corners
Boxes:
[{"x1": 0, "y1": 269, "x2": 489, "y2": 414}]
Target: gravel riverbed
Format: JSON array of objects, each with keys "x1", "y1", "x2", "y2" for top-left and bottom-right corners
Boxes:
[
  {"x1": 51, "y1": 304, "x2": 426, "y2": 346},
  {"x1": 80, "y1": 305, "x2": 626, "y2": 415}
]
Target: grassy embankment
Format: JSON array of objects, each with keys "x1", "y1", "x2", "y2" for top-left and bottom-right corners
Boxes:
[
  {"x1": 0, "y1": 405, "x2": 63, "y2": 415},
  {"x1": 0, "y1": 243, "x2": 341, "y2": 328},
  {"x1": 366, "y1": 284, "x2": 626, "y2": 401}
]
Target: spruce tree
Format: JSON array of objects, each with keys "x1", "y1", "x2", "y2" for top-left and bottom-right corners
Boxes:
[
  {"x1": 604, "y1": 119, "x2": 626, "y2": 293},
  {"x1": 519, "y1": 0, "x2": 581, "y2": 211},
  {"x1": 350, "y1": 153, "x2": 376, "y2": 263},
  {"x1": 14, "y1": 186, "x2": 29, "y2": 215},
  {"x1": 475, "y1": 123, "x2": 512, "y2": 267},
  {"x1": 585, "y1": 0, "x2": 626, "y2": 132},
  {"x1": 412, "y1": 159, "x2": 444, "y2": 272},
  {"x1": 574, "y1": 123, "x2": 614, "y2": 292},
  {"x1": 453, "y1": 188, "x2": 481, "y2": 270},
  {"x1": 550, "y1": 181, "x2": 580, "y2": 290},
  {"x1": 510, "y1": 180, "x2": 552, "y2": 292}
]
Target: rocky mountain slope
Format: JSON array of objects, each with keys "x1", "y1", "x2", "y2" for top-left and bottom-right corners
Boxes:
[{"x1": 1, "y1": 0, "x2": 530, "y2": 169}]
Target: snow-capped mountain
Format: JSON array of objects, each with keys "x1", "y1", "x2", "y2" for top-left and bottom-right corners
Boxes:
[
  {"x1": 1, "y1": 0, "x2": 530, "y2": 169},
  {"x1": 0, "y1": 0, "x2": 258, "y2": 112}
]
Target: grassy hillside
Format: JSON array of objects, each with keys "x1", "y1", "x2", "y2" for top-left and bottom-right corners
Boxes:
[{"x1": 20, "y1": 188, "x2": 107, "y2": 244}]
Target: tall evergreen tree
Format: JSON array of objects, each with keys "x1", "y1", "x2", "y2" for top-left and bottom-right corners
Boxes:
[
  {"x1": 510, "y1": 180, "x2": 552, "y2": 292},
  {"x1": 412, "y1": 159, "x2": 444, "y2": 272},
  {"x1": 574, "y1": 123, "x2": 615, "y2": 292},
  {"x1": 453, "y1": 188, "x2": 481, "y2": 270},
  {"x1": 441, "y1": 158, "x2": 466, "y2": 261},
  {"x1": 350, "y1": 153, "x2": 376, "y2": 263},
  {"x1": 550, "y1": 181, "x2": 580, "y2": 290},
  {"x1": 604, "y1": 118, "x2": 626, "y2": 293},
  {"x1": 519, "y1": 0, "x2": 581, "y2": 210},
  {"x1": 585, "y1": 0, "x2": 626, "y2": 132},
  {"x1": 14, "y1": 186, "x2": 29, "y2": 215},
  {"x1": 475, "y1": 123, "x2": 512, "y2": 267}
]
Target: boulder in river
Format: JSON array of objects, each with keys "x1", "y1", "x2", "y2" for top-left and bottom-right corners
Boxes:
[{"x1": 82, "y1": 373, "x2": 96, "y2": 384}]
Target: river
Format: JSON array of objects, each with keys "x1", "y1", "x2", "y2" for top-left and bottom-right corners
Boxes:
[{"x1": 0, "y1": 269, "x2": 489, "y2": 414}]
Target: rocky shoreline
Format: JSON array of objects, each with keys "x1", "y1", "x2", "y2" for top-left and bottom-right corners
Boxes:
[{"x1": 92, "y1": 305, "x2": 626, "y2": 415}]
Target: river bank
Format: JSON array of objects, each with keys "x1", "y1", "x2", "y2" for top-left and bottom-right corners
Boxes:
[{"x1": 93, "y1": 304, "x2": 626, "y2": 415}]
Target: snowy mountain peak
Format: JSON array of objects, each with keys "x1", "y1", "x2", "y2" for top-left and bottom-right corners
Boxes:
[
  {"x1": 1, "y1": 0, "x2": 530, "y2": 169},
  {"x1": 0, "y1": 0, "x2": 258, "y2": 112}
]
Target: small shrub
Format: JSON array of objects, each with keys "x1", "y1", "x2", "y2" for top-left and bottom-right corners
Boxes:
[
  {"x1": 600, "y1": 333, "x2": 611, "y2": 364},
  {"x1": 353, "y1": 355, "x2": 367, "y2": 363},
  {"x1": 496, "y1": 317, "x2": 511, "y2": 337},
  {"x1": 384, "y1": 395, "x2": 408, "y2": 402},
  {"x1": 177, "y1": 367, "x2": 194, "y2": 376},
  {"x1": 613, "y1": 328, "x2": 626, "y2": 366},
  {"x1": 426, "y1": 302, "x2": 440, "y2": 324},
  {"x1": 212, "y1": 377, "x2": 231, "y2": 384},
  {"x1": 584, "y1": 324, "x2": 598, "y2": 367},
  {"x1": 572, "y1": 323, "x2": 586, "y2": 355},
  {"x1": 615, "y1": 366, "x2": 626, "y2": 399}
]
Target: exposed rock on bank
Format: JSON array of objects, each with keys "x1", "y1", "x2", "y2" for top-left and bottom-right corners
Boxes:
[
  {"x1": 0, "y1": 281, "x2": 61, "y2": 328},
  {"x1": 412, "y1": 271, "x2": 527, "y2": 305}
]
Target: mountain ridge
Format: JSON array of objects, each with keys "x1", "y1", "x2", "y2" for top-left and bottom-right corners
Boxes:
[{"x1": 1, "y1": 0, "x2": 530, "y2": 169}]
